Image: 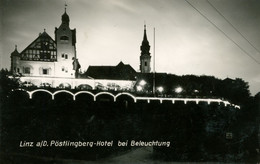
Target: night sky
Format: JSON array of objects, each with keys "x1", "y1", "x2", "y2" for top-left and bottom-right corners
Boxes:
[{"x1": 1, "y1": 0, "x2": 260, "y2": 95}]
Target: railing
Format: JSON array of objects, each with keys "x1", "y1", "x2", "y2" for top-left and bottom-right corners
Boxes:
[{"x1": 11, "y1": 88, "x2": 240, "y2": 109}]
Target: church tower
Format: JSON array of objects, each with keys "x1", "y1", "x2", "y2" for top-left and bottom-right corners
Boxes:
[
  {"x1": 140, "y1": 24, "x2": 151, "y2": 73},
  {"x1": 55, "y1": 5, "x2": 77, "y2": 78}
]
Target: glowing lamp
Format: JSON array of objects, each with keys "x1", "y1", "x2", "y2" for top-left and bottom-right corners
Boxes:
[
  {"x1": 139, "y1": 80, "x2": 146, "y2": 86},
  {"x1": 175, "y1": 87, "x2": 183, "y2": 93},
  {"x1": 137, "y1": 85, "x2": 142, "y2": 91},
  {"x1": 157, "y1": 86, "x2": 164, "y2": 93}
]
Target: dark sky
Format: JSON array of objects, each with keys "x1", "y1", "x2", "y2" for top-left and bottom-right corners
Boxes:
[{"x1": 1, "y1": 0, "x2": 260, "y2": 95}]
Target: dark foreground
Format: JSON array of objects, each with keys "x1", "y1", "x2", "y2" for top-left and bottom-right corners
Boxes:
[{"x1": 0, "y1": 91, "x2": 259, "y2": 163}]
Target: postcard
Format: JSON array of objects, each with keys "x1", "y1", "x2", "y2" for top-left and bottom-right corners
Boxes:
[{"x1": 0, "y1": 0, "x2": 259, "y2": 163}]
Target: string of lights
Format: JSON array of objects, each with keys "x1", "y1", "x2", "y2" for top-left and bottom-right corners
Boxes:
[{"x1": 184, "y1": 0, "x2": 260, "y2": 65}]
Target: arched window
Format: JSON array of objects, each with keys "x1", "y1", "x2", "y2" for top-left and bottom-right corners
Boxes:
[
  {"x1": 59, "y1": 83, "x2": 71, "y2": 89},
  {"x1": 60, "y1": 36, "x2": 69, "y2": 41}
]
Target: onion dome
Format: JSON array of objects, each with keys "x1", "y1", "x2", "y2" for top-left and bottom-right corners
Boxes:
[{"x1": 62, "y1": 10, "x2": 70, "y2": 25}]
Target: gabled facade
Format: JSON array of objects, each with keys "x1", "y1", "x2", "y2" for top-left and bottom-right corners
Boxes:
[
  {"x1": 12, "y1": 31, "x2": 57, "y2": 77},
  {"x1": 10, "y1": 7, "x2": 79, "y2": 79}
]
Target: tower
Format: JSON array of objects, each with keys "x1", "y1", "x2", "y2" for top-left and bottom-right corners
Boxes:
[
  {"x1": 10, "y1": 45, "x2": 20, "y2": 74},
  {"x1": 55, "y1": 5, "x2": 77, "y2": 78},
  {"x1": 140, "y1": 24, "x2": 151, "y2": 73}
]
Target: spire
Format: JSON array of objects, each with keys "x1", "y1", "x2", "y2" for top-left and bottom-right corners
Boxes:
[
  {"x1": 143, "y1": 23, "x2": 148, "y2": 41},
  {"x1": 62, "y1": 3, "x2": 70, "y2": 25},
  {"x1": 140, "y1": 24, "x2": 150, "y2": 56},
  {"x1": 65, "y1": 2, "x2": 67, "y2": 12}
]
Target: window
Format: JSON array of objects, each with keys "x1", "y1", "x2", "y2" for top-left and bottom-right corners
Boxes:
[
  {"x1": 62, "y1": 67, "x2": 68, "y2": 73},
  {"x1": 62, "y1": 54, "x2": 68, "y2": 59},
  {"x1": 41, "y1": 41, "x2": 49, "y2": 50},
  {"x1": 60, "y1": 36, "x2": 69, "y2": 41},
  {"x1": 42, "y1": 69, "x2": 48, "y2": 75},
  {"x1": 24, "y1": 67, "x2": 30, "y2": 74},
  {"x1": 17, "y1": 68, "x2": 20, "y2": 73},
  {"x1": 40, "y1": 52, "x2": 51, "y2": 59},
  {"x1": 145, "y1": 61, "x2": 147, "y2": 66}
]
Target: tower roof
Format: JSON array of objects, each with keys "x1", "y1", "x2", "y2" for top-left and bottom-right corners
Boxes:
[
  {"x1": 62, "y1": 5, "x2": 70, "y2": 25},
  {"x1": 11, "y1": 45, "x2": 19, "y2": 57},
  {"x1": 62, "y1": 12, "x2": 69, "y2": 23},
  {"x1": 140, "y1": 24, "x2": 150, "y2": 56},
  {"x1": 143, "y1": 24, "x2": 148, "y2": 42}
]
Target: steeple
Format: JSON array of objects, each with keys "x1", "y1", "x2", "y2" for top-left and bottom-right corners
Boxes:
[
  {"x1": 140, "y1": 24, "x2": 150, "y2": 56},
  {"x1": 140, "y1": 24, "x2": 151, "y2": 73},
  {"x1": 61, "y1": 3, "x2": 70, "y2": 25},
  {"x1": 143, "y1": 24, "x2": 148, "y2": 41}
]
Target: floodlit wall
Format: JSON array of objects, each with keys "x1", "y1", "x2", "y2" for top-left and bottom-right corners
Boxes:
[{"x1": 20, "y1": 76, "x2": 136, "y2": 91}]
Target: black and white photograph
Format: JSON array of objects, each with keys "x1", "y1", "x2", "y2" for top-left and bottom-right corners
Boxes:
[{"x1": 0, "y1": 0, "x2": 260, "y2": 163}]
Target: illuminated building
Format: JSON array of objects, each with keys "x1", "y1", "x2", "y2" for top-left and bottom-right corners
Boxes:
[
  {"x1": 10, "y1": 7, "x2": 80, "y2": 80},
  {"x1": 10, "y1": 7, "x2": 152, "y2": 90},
  {"x1": 84, "y1": 61, "x2": 136, "y2": 91}
]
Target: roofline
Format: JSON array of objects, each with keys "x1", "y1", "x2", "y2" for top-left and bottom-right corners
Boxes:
[{"x1": 19, "y1": 31, "x2": 56, "y2": 55}]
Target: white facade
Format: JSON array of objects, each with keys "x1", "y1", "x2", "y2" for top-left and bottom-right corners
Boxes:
[
  {"x1": 18, "y1": 60, "x2": 55, "y2": 77},
  {"x1": 55, "y1": 10, "x2": 77, "y2": 78},
  {"x1": 19, "y1": 76, "x2": 136, "y2": 91},
  {"x1": 10, "y1": 8, "x2": 136, "y2": 91},
  {"x1": 11, "y1": 9, "x2": 77, "y2": 79}
]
